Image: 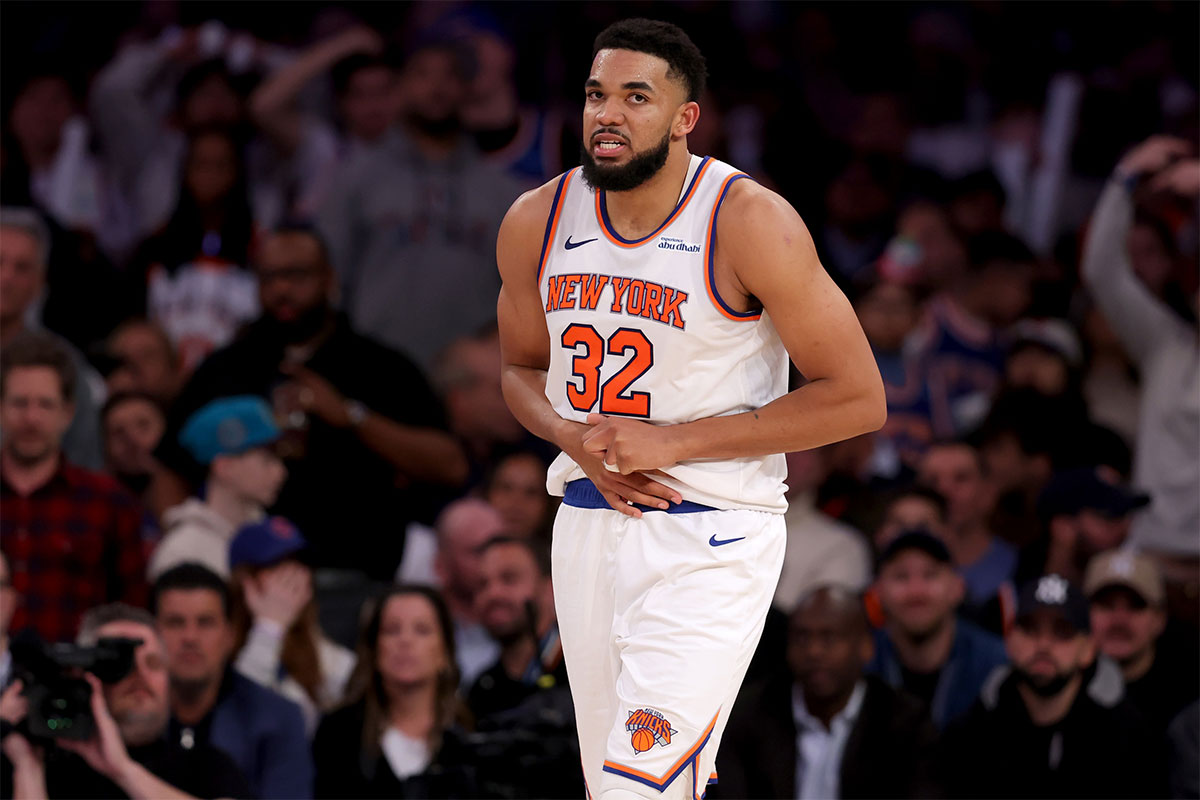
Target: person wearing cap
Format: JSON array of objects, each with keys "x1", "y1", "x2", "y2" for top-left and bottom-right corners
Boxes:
[
  {"x1": 942, "y1": 573, "x2": 1164, "y2": 799},
  {"x1": 227, "y1": 516, "x2": 356, "y2": 737},
  {"x1": 1004, "y1": 318, "x2": 1083, "y2": 399},
  {"x1": 867, "y1": 529, "x2": 1008, "y2": 729},
  {"x1": 148, "y1": 395, "x2": 287, "y2": 582},
  {"x1": 1086, "y1": 550, "x2": 1198, "y2": 737},
  {"x1": 1023, "y1": 466, "x2": 1150, "y2": 586}
]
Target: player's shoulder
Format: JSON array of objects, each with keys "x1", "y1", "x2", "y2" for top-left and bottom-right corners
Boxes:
[
  {"x1": 502, "y1": 170, "x2": 578, "y2": 232},
  {"x1": 719, "y1": 177, "x2": 805, "y2": 231}
]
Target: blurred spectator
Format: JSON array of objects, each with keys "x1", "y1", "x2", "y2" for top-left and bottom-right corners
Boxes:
[
  {"x1": 718, "y1": 585, "x2": 940, "y2": 799},
  {"x1": 943, "y1": 574, "x2": 1164, "y2": 798},
  {"x1": 893, "y1": 200, "x2": 969, "y2": 293},
  {"x1": 100, "y1": 391, "x2": 167, "y2": 565},
  {"x1": 466, "y1": 536, "x2": 564, "y2": 722},
  {"x1": 1085, "y1": 550, "x2": 1198, "y2": 737},
  {"x1": 1, "y1": 603, "x2": 253, "y2": 800},
  {"x1": 101, "y1": 391, "x2": 166, "y2": 499},
  {"x1": 774, "y1": 449, "x2": 872, "y2": 614},
  {"x1": 317, "y1": 35, "x2": 523, "y2": 370},
  {"x1": 149, "y1": 396, "x2": 286, "y2": 581},
  {"x1": 152, "y1": 562, "x2": 313, "y2": 799},
  {"x1": 433, "y1": 498, "x2": 505, "y2": 688},
  {"x1": 124, "y1": 126, "x2": 261, "y2": 374},
  {"x1": 1079, "y1": 303, "x2": 1142, "y2": 447},
  {"x1": 228, "y1": 516, "x2": 356, "y2": 736},
  {"x1": 815, "y1": 153, "x2": 899, "y2": 287},
  {"x1": 1026, "y1": 467, "x2": 1149, "y2": 585},
  {"x1": 4, "y1": 69, "x2": 135, "y2": 260},
  {"x1": 0, "y1": 331, "x2": 146, "y2": 643},
  {"x1": 874, "y1": 485, "x2": 950, "y2": 552},
  {"x1": 479, "y1": 447, "x2": 555, "y2": 541},
  {"x1": 461, "y1": 24, "x2": 570, "y2": 187},
  {"x1": 101, "y1": 318, "x2": 183, "y2": 405},
  {"x1": 949, "y1": 170, "x2": 1008, "y2": 237},
  {"x1": 910, "y1": 231, "x2": 1035, "y2": 435},
  {"x1": 1168, "y1": 701, "x2": 1200, "y2": 800},
  {"x1": 88, "y1": 28, "x2": 299, "y2": 237},
  {"x1": 1081, "y1": 136, "x2": 1198, "y2": 565},
  {"x1": 1002, "y1": 317, "x2": 1082, "y2": 398},
  {"x1": 868, "y1": 530, "x2": 1008, "y2": 729},
  {"x1": 0, "y1": 552, "x2": 13, "y2": 686},
  {"x1": 248, "y1": 25, "x2": 394, "y2": 222},
  {"x1": 312, "y1": 585, "x2": 477, "y2": 798},
  {"x1": 153, "y1": 226, "x2": 467, "y2": 595},
  {"x1": 1, "y1": 207, "x2": 105, "y2": 469},
  {"x1": 432, "y1": 324, "x2": 529, "y2": 477},
  {"x1": 852, "y1": 277, "x2": 935, "y2": 470},
  {"x1": 918, "y1": 441, "x2": 1017, "y2": 625}
]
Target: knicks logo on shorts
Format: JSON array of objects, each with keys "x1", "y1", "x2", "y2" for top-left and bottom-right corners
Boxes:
[{"x1": 625, "y1": 708, "x2": 678, "y2": 754}]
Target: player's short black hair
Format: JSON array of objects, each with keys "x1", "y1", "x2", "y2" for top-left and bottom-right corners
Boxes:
[
  {"x1": 592, "y1": 19, "x2": 707, "y2": 102},
  {"x1": 151, "y1": 563, "x2": 232, "y2": 620}
]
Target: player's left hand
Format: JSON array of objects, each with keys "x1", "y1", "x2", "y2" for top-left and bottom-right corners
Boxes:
[{"x1": 583, "y1": 414, "x2": 682, "y2": 475}]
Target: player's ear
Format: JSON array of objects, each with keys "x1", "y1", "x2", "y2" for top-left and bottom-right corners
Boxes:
[{"x1": 674, "y1": 102, "x2": 700, "y2": 138}]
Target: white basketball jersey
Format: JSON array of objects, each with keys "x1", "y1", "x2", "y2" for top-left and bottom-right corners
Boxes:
[{"x1": 539, "y1": 155, "x2": 789, "y2": 513}]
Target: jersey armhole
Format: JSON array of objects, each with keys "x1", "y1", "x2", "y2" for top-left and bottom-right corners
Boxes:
[
  {"x1": 537, "y1": 169, "x2": 578, "y2": 285},
  {"x1": 703, "y1": 173, "x2": 761, "y2": 321}
]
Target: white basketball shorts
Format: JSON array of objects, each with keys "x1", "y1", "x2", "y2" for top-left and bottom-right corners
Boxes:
[{"x1": 552, "y1": 479, "x2": 786, "y2": 799}]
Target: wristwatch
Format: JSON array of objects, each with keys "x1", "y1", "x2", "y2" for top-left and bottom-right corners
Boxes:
[{"x1": 344, "y1": 399, "x2": 369, "y2": 428}]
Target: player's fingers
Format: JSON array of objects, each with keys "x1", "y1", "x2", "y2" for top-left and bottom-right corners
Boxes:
[
  {"x1": 602, "y1": 490, "x2": 642, "y2": 518},
  {"x1": 609, "y1": 480, "x2": 672, "y2": 510},
  {"x1": 585, "y1": 413, "x2": 607, "y2": 426},
  {"x1": 628, "y1": 472, "x2": 683, "y2": 505}
]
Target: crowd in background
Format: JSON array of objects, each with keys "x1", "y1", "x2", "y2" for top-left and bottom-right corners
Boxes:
[{"x1": 0, "y1": 1, "x2": 1197, "y2": 798}]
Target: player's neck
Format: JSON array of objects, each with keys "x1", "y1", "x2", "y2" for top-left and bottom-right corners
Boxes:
[{"x1": 602, "y1": 147, "x2": 693, "y2": 240}]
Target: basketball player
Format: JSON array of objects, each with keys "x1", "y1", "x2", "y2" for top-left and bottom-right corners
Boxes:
[{"x1": 496, "y1": 19, "x2": 885, "y2": 800}]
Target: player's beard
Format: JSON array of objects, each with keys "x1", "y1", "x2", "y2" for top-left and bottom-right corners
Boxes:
[{"x1": 580, "y1": 129, "x2": 671, "y2": 192}]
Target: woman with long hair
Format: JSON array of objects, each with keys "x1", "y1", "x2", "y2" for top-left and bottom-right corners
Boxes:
[
  {"x1": 228, "y1": 517, "x2": 356, "y2": 736},
  {"x1": 312, "y1": 585, "x2": 476, "y2": 798}
]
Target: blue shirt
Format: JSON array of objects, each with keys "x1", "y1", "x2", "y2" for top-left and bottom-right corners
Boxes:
[{"x1": 867, "y1": 617, "x2": 1008, "y2": 729}]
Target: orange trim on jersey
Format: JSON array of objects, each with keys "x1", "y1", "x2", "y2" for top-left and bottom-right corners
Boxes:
[
  {"x1": 537, "y1": 168, "x2": 579, "y2": 285},
  {"x1": 602, "y1": 710, "x2": 719, "y2": 788},
  {"x1": 703, "y1": 172, "x2": 760, "y2": 322},
  {"x1": 594, "y1": 158, "x2": 714, "y2": 248}
]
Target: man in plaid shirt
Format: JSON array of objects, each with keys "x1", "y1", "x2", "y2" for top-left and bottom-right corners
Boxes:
[{"x1": 0, "y1": 331, "x2": 147, "y2": 643}]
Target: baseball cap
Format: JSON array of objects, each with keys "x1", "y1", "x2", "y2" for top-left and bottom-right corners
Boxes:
[
  {"x1": 877, "y1": 529, "x2": 953, "y2": 569},
  {"x1": 229, "y1": 516, "x2": 308, "y2": 570},
  {"x1": 1010, "y1": 318, "x2": 1082, "y2": 368},
  {"x1": 1015, "y1": 574, "x2": 1090, "y2": 632},
  {"x1": 1036, "y1": 467, "x2": 1151, "y2": 520},
  {"x1": 1083, "y1": 550, "x2": 1164, "y2": 606},
  {"x1": 179, "y1": 396, "x2": 281, "y2": 465}
]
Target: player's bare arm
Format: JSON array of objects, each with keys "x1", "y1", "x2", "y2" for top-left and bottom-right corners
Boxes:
[
  {"x1": 582, "y1": 179, "x2": 886, "y2": 474},
  {"x1": 496, "y1": 181, "x2": 683, "y2": 516}
]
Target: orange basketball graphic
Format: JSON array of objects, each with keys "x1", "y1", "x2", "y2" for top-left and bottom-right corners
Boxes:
[{"x1": 631, "y1": 727, "x2": 656, "y2": 753}]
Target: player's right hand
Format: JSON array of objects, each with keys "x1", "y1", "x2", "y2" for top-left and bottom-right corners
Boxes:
[{"x1": 561, "y1": 422, "x2": 683, "y2": 518}]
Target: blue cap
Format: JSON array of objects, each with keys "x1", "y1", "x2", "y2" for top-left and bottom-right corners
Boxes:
[
  {"x1": 179, "y1": 396, "x2": 280, "y2": 465},
  {"x1": 229, "y1": 516, "x2": 308, "y2": 569}
]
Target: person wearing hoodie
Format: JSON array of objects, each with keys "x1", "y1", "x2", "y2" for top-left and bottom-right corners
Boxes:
[{"x1": 148, "y1": 395, "x2": 286, "y2": 580}]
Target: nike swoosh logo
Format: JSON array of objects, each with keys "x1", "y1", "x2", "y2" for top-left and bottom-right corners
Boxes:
[
  {"x1": 564, "y1": 236, "x2": 598, "y2": 250},
  {"x1": 708, "y1": 534, "x2": 746, "y2": 547}
]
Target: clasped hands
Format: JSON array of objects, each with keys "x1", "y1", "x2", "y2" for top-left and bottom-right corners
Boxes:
[{"x1": 576, "y1": 414, "x2": 684, "y2": 518}]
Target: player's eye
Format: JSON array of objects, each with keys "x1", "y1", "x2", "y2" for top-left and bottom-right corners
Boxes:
[{"x1": 629, "y1": 94, "x2": 647, "y2": 103}]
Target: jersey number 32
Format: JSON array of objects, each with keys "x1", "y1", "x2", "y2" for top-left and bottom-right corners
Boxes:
[{"x1": 561, "y1": 323, "x2": 653, "y2": 418}]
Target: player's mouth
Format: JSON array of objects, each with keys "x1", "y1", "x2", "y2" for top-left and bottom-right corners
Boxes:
[{"x1": 592, "y1": 134, "x2": 629, "y2": 158}]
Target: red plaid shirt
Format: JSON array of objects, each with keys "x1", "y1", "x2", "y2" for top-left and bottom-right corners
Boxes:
[{"x1": 1, "y1": 458, "x2": 148, "y2": 643}]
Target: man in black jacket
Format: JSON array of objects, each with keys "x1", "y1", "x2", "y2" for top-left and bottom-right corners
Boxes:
[
  {"x1": 716, "y1": 585, "x2": 940, "y2": 799},
  {"x1": 943, "y1": 574, "x2": 1165, "y2": 799}
]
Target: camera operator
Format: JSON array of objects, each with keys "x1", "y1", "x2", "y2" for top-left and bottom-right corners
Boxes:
[{"x1": 0, "y1": 603, "x2": 250, "y2": 799}]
